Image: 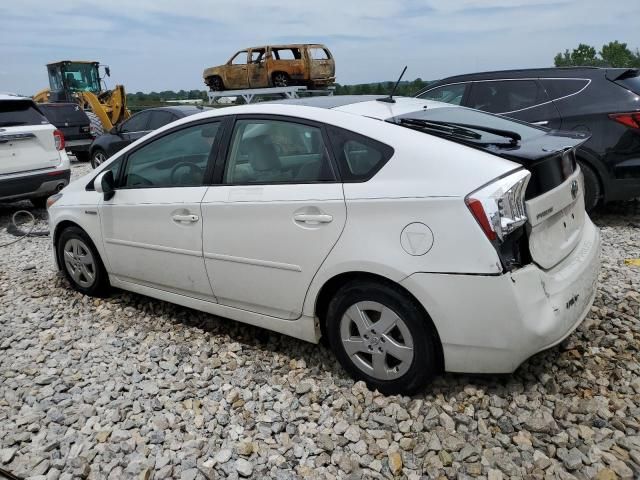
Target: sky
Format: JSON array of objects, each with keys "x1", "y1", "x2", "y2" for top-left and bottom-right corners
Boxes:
[{"x1": 1, "y1": 0, "x2": 639, "y2": 95}]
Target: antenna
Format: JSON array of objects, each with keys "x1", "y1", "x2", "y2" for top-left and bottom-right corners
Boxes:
[{"x1": 377, "y1": 66, "x2": 407, "y2": 104}]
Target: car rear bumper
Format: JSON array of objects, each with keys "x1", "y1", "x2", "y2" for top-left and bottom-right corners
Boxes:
[
  {"x1": 0, "y1": 168, "x2": 71, "y2": 202},
  {"x1": 401, "y1": 217, "x2": 601, "y2": 374},
  {"x1": 65, "y1": 139, "x2": 93, "y2": 152}
]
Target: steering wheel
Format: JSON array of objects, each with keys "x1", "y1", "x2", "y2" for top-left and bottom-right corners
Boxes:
[{"x1": 170, "y1": 162, "x2": 203, "y2": 185}]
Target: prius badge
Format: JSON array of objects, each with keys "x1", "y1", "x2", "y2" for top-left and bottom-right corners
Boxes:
[{"x1": 570, "y1": 180, "x2": 579, "y2": 200}]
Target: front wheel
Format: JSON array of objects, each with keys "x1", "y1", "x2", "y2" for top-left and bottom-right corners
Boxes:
[
  {"x1": 91, "y1": 149, "x2": 108, "y2": 169},
  {"x1": 57, "y1": 227, "x2": 110, "y2": 296},
  {"x1": 326, "y1": 280, "x2": 440, "y2": 395}
]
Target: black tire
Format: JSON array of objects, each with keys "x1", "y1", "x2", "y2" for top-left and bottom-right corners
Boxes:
[
  {"x1": 578, "y1": 161, "x2": 601, "y2": 212},
  {"x1": 86, "y1": 111, "x2": 104, "y2": 137},
  {"x1": 57, "y1": 226, "x2": 110, "y2": 296},
  {"x1": 207, "y1": 76, "x2": 224, "y2": 91},
  {"x1": 91, "y1": 148, "x2": 108, "y2": 169},
  {"x1": 272, "y1": 72, "x2": 290, "y2": 88},
  {"x1": 30, "y1": 197, "x2": 47, "y2": 209},
  {"x1": 326, "y1": 280, "x2": 440, "y2": 395},
  {"x1": 74, "y1": 151, "x2": 90, "y2": 162}
]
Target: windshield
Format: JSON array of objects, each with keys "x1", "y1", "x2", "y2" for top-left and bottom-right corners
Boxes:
[
  {"x1": 49, "y1": 62, "x2": 101, "y2": 94},
  {"x1": 392, "y1": 106, "x2": 545, "y2": 144}
]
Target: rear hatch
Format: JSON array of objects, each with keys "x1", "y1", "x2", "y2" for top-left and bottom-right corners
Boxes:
[
  {"x1": 392, "y1": 106, "x2": 590, "y2": 270},
  {"x1": 307, "y1": 46, "x2": 335, "y2": 82},
  {"x1": 0, "y1": 99, "x2": 61, "y2": 175},
  {"x1": 38, "y1": 103, "x2": 91, "y2": 141}
]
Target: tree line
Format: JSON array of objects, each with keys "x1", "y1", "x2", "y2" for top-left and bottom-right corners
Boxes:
[{"x1": 554, "y1": 41, "x2": 640, "y2": 68}]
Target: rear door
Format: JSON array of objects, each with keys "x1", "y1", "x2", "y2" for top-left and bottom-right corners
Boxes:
[
  {"x1": 466, "y1": 80, "x2": 561, "y2": 129},
  {"x1": 201, "y1": 116, "x2": 345, "y2": 319},
  {"x1": 247, "y1": 48, "x2": 270, "y2": 88},
  {"x1": 308, "y1": 46, "x2": 334, "y2": 83},
  {"x1": 147, "y1": 110, "x2": 177, "y2": 131},
  {"x1": 0, "y1": 99, "x2": 59, "y2": 175}
]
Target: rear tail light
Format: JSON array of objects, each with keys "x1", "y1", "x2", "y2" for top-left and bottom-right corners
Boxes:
[
  {"x1": 53, "y1": 129, "x2": 65, "y2": 151},
  {"x1": 609, "y1": 112, "x2": 640, "y2": 130},
  {"x1": 465, "y1": 169, "x2": 531, "y2": 242}
]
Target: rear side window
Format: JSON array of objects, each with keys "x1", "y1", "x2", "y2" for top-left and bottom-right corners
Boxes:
[
  {"x1": 467, "y1": 80, "x2": 545, "y2": 113},
  {"x1": 418, "y1": 83, "x2": 467, "y2": 105},
  {"x1": 0, "y1": 100, "x2": 48, "y2": 127},
  {"x1": 121, "y1": 111, "x2": 151, "y2": 133},
  {"x1": 614, "y1": 74, "x2": 640, "y2": 95},
  {"x1": 273, "y1": 48, "x2": 302, "y2": 60},
  {"x1": 309, "y1": 48, "x2": 331, "y2": 60},
  {"x1": 326, "y1": 126, "x2": 394, "y2": 181},
  {"x1": 540, "y1": 79, "x2": 589, "y2": 100}
]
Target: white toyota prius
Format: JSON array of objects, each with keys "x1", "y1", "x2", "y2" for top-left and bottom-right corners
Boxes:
[{"x1": 47, "y1": 96, "x2": 601, "y2": 394}]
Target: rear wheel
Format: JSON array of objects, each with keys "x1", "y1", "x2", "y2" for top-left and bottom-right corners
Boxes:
[
  {"x1": 326, "y1": 280, "x2": 440, "y2": 395},
  {"x1": 578, "y1": 161, "x2": 601, "y2": 212},
  {"x1": 91, "y1": 149, "x2": 107, "y2": 169},
  {"x1": 57, "y1": 227, "x2": 110, "y2": 296},
  {"x1": 272, "y1": 72, "x2": 290, "y2": 88}
]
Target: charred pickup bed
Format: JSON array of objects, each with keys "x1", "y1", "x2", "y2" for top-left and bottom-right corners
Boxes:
[{"x1": 203, "y1": 44, "x2": 335, "y2": 91}]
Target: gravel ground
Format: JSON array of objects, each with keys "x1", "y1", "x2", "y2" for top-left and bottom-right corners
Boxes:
[{"x1": 0, "y1": 160, "x2": 638, "y2": 480}]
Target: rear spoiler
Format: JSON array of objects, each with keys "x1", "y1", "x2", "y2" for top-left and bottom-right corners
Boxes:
[{"x1": 605, "y1": 68, "x2": 639, "y2": 82}]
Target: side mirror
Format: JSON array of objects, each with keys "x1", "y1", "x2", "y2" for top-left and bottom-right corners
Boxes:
[
  {"x1": 94, "y1": 170, "x2": 115, "y2": 200},
  {"x1": 110, "y1": 125, "x2": 120, "y2": 135},
  {"x1": 105, "y1": 66, "x2": 111, "y2": 77}
]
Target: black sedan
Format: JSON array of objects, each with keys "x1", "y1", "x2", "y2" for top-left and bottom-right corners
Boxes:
[{"x1": 89, "y1": 105, "x2": 209, "y2": 168}]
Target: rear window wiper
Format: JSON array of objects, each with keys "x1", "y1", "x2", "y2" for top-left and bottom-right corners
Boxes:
[
  {"x1": 398, "y1": 118, "x2": 482, "y2": 141},
  {"x1": 398, "y1": 118, "x2": 522, "y2": 146}
]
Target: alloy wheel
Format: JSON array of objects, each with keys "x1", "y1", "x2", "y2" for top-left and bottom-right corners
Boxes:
[
  {"x1": 339, "y1": 301, "x2": 415, "y2": 380},
  {"x1": 93, "y1": 151, "x2": 106, "y2": 168},
  {"x1": 63, "y1": 238, "x2": 96, "y2": 288}
]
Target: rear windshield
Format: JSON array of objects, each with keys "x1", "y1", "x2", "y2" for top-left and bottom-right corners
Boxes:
[
  {"x1": 393, "y1": 106, "x2": 545, "y2": 143},
  {"x1": 38, "y1": 104, "x2": 88, "y2": 126},
  {"x1": 0, "y1": 100, "x2": 49, "y2": 127},
  {"x1": 615, "y1": 74, "x2": 640, "y2": 95}
]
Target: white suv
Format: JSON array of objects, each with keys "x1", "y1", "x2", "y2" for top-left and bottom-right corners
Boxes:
[
  {"x1": 47, "y1": 97, "x2": 601, "y2": 394},
  {"x1": 0, "y1": 93, "x2": 70, "y2": 208}
]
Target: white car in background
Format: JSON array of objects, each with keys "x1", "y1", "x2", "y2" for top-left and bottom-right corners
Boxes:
[
  {"x1": 47, "y1": 96, "x2": 600, "y2": 394},
  {"x1": 0, "y1": 93, "x2": 70, "y2": 208}
]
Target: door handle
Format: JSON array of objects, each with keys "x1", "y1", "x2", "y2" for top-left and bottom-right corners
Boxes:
[
  {"x1": 172, "y1": 214, "x2": 199, "y2": 223},
  {"x1": 293, "y1": 213, "x2": 333, "y2": 224},
  {"x1": 532, "y1": 120, "x2": 549, "y2": 126}
]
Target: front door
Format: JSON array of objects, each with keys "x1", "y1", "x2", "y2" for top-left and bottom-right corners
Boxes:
[
  {"x1": 100, "y1": 120, "x2": 224, "y2": 300},
  {"x1": 201, "y1": 117, "x2": 346, "y2": 319}
]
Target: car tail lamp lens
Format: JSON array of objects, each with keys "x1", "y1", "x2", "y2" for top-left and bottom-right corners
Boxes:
[
  {"x1": 465, "y1": 169, "x2": 531, "y2": 242},
  {"x1": 53, "y1": 129, "x2": 65, "y2": 151},
  {"x1": 609, "y1": 112, "x2": 640, "y2": 130},
  {"x1": 46, "y1": 193, "x2": 63, "y2": 209}
]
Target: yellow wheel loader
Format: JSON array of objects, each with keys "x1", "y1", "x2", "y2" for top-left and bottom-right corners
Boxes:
[{"x1": 33, "y1": 61, "x2": 130, "y2": 135}]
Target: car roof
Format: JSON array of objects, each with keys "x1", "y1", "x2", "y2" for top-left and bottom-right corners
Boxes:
[
  {"x1": 132, "y1": 105, "x2": 210, "y2": 116},
  {"x1": 264, "y1": 95, "x2": 451, "y2": 120},
  {"x1": 423, "y1": 67, "x2": 630, "y2": 88},
  {"x1": 242, "y1": 44, "x2": 327, "y2": 51},
  {"x1": 0, "y1": 92, "x2": 32, "y2": 102}
]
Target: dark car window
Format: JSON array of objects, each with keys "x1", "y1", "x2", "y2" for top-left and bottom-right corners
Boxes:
[
  {"x1": 224, "y1": 119, "x2": 335, "y2": 184},
  {"x1": 614, "y1": 73, "x2": 640, "y2": 95},
  {"x1": 326, "y1": 126, "x2": 394, "y2": 182},
  {"x1": 0, "y1": 100, "x2": 49, "y2": 127},
  {"x1": 417, "y1": 83, "x2": 467, "y2": 105},
  {"x1": 120, "y1": 111, "x2": 151, "y2": 133},
  {"x1": 467, "y1": 80, "x2": 545, "y2": 113},
  {"x1": 148, "y1": 111, "x2": 177, "y2": 130},
  {"x1": 540, "y1": 79, "x2": 589, "y2": 100},
  {"x1": 122, "y1": 122, "x2": 220, "y2": 188}
]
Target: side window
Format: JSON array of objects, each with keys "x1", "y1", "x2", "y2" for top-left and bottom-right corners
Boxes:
[
  {"x1": 230, "y1": 51, "x2": 248, "y2": 65},
  {"x1": 467, "y1": 80, "x2": 544, "y2": 113},
  {"x1": 120, "y1": 111, "x2": 150, "y2": 133},
  {"x1": 224, "y1": 119, "x2": 335, "y2": 184},
  {"x1": 540, "y1": 79, "x2": 589, "y2": 100},
  {"x1": 309, "y1": 48, "x2": 330, "y2": 60},
  {"x1": 326, "y1": 126, "x2": 394, "y2": 182},
  {"x1": 417, "y1": 83, "x2": 467, "y2": 105},
  {"x1": 147, "y1": 111, "x2": 177, "y2": 130},
  {"x1": 122, "y1": 122, "x2": 220, "y2": 188},
  {"x1": 250, "y1": 49, "x2": 266, "y2": 63},
  {"x1": 273, "y1": 48, "x2": 301, "y2": 60}
]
